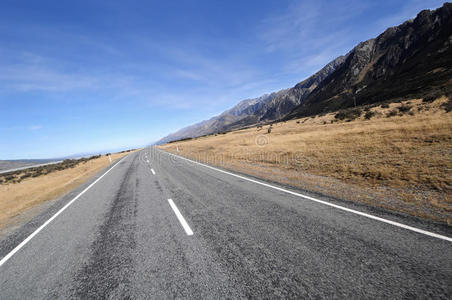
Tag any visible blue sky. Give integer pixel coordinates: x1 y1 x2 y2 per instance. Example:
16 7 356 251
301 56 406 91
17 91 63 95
0 0 446 159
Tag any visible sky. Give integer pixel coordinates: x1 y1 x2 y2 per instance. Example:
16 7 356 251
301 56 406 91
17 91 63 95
0 0 446 159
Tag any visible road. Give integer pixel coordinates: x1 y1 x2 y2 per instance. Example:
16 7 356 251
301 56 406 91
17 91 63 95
0 148 451 298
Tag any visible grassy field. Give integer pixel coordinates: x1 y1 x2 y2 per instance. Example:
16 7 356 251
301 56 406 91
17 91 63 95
159 97 452 224
0 150 137 231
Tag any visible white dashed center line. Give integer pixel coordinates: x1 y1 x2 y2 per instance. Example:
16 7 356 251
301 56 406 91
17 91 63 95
168 199 193 236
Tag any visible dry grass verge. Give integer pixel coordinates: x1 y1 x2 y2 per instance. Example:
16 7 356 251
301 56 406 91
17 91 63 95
159 97 452 224
0 150 137 231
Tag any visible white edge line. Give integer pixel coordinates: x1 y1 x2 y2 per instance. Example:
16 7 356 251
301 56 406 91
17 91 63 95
0 154 130 267
151 168 156 175
163 150 452 242
168 199 194 236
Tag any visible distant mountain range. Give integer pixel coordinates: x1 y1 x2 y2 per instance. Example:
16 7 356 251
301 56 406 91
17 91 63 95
157 3 452 144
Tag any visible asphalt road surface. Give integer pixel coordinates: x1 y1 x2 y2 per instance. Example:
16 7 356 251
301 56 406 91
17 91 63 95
1 148 451 298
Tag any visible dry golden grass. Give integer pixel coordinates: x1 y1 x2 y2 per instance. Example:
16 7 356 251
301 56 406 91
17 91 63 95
159 97 452 224
0 151 136 230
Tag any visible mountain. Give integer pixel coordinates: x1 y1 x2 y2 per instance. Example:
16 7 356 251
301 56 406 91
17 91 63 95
158 3 452 144
157 91 285 144
157 56 346 144
225 55 347 129
286 3 452 118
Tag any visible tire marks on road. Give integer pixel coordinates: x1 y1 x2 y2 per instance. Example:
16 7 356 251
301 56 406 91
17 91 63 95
73 155 140 298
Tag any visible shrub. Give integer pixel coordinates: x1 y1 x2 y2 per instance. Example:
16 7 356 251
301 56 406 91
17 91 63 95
387 110 398 117
423 93 440 103
442 98 452 113
296 121 300 124
4 175 15 182
422 97 432 103
334 108 362 121
364 110 376 120
380 103 390 108
398 104 412 113
20 173 32 180
334 112 346 120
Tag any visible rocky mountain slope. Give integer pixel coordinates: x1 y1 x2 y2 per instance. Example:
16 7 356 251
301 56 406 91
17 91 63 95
226 55 347 130
157 55 345 144
286 3 452 118
158 3 452 144
157 90 287 144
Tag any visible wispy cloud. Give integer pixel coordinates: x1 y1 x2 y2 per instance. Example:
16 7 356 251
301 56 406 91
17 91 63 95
171 69 205 81
0 66 97 92
0 36 272 114
375 0 445 29
259 1 321 53
157 45 260 88
0 50 96 92
29 125 42 130
256 0 371 77
255 0 439 79
259 1 368 52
